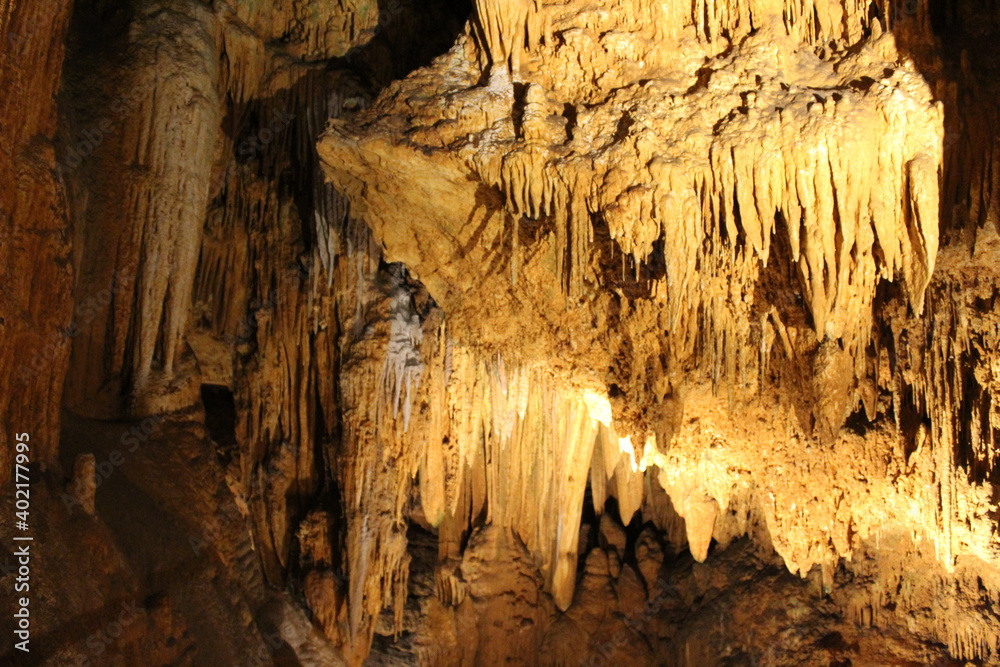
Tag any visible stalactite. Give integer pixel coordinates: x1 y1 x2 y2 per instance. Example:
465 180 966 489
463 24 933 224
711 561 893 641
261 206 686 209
317 0 1000 661
219 0 380 68
380 283 426 431
472 0 546 74
451 25 945 406
64 0 220 417
359 338 644 613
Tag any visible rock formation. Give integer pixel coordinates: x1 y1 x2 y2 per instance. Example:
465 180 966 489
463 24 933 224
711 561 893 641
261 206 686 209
2 0 1000 664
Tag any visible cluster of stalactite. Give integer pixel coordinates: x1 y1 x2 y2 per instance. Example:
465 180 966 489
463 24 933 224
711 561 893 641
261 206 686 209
316 0 1000 662
470 0 935 79
468 13 943 387
32 0 464 662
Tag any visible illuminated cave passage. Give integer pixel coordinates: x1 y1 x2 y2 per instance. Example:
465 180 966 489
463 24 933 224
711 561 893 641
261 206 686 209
2 0 1000 664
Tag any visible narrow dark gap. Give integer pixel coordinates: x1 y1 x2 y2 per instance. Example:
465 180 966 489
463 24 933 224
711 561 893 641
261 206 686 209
898 386 927 462
592 212 653 299
753 212 811 329
200 384 237 463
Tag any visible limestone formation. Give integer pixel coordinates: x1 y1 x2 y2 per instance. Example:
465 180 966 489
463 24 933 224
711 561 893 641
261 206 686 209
3 0 1000 665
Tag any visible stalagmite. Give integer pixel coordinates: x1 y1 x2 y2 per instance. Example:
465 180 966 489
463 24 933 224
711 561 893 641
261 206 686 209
68 454 97 516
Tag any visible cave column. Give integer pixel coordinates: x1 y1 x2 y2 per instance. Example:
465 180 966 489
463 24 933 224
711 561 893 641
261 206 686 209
64 0 220 417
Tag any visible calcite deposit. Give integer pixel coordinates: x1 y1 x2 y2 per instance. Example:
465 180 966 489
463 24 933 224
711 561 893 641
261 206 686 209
2 0 1000 665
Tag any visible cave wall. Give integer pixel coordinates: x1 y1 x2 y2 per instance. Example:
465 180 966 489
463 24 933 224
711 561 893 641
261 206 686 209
0 0 76 484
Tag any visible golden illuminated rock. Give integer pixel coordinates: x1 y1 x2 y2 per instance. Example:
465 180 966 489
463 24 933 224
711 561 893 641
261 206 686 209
2 0 1000 664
